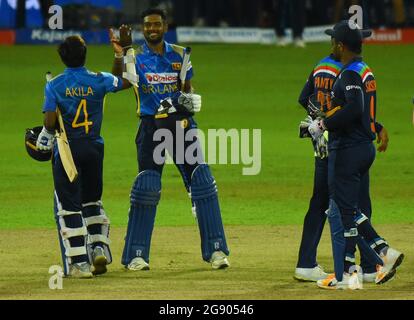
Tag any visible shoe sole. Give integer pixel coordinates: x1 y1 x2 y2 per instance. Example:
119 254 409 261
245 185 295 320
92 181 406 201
212 263 229 270
126 263 150 271
376 254 404 285
92 255 108 275
128 266 150 271
393 253 405 270
67 272 94 279
294 275 325 282
317 283 339 290
317 283 362 290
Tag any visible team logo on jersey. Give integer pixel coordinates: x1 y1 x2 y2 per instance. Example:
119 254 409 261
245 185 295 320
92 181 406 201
180 119 189 129
365 80 376 93
172 63 182 71
113 77 119 87
145 73 178 84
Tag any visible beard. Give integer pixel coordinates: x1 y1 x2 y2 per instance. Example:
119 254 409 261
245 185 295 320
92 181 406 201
144 33 163 45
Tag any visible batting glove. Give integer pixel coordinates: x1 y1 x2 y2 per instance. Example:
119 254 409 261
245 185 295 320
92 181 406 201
308 118 325 140
36 126 55 151
178 92 202 113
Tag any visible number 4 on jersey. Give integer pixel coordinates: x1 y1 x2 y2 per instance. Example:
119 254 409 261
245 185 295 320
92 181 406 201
72 99 93 134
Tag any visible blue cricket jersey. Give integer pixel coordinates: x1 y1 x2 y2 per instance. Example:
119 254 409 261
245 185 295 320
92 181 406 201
135 41 193 116
298 55 382 154
298 55 342 113
43 67 122 143
325 57 377 150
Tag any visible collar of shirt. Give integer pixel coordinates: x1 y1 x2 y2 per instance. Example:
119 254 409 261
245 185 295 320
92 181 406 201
142 41 173 56
64 66 87 73
343 56 363 69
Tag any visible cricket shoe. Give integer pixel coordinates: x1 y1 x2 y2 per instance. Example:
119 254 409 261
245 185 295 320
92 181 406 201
91 246 108 275
68 262 93 279
277 36 289 47
375 248 404 284
364 268 396 283
317 272 363 290
294 265 328 282
293 37 306 48
127 257 150 271
210 251 230 270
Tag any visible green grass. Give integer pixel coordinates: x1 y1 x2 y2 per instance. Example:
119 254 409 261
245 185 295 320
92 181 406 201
1 225 414 300
0 43 414 230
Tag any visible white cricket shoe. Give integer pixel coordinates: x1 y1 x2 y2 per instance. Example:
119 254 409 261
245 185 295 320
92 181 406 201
375 247 404 284
210 251 230 270
293 37 306 48
294 265 328 282
362 272 377 283
317 272 363 290
68 262 93 278
127 257 150 271
277 36 289 47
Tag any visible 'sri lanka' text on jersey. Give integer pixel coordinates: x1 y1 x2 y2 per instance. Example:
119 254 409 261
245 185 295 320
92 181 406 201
135 41 193 116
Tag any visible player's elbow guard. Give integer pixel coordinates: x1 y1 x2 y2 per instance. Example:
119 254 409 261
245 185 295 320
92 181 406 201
122 48 138 87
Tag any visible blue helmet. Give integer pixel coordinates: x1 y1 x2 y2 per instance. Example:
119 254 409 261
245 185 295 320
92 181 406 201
25 126 52 162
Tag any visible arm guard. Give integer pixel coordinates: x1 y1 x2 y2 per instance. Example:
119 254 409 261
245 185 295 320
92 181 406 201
123 48 138 87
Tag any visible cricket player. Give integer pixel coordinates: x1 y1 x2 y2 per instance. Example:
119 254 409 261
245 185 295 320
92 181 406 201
109 8 230 271
294 53 389 283
305 20 404 289
36 35 130 278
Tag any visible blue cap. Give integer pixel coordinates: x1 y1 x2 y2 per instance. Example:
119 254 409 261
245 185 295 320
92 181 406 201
325 20 372 47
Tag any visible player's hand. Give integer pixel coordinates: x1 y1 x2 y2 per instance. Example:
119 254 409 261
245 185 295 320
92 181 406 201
299 115 312 138
36 126 55 151
109 28 123 55
178 92 202 113
377 126 389 152
308 118 325 140
316 133 328 159
119 24 132 52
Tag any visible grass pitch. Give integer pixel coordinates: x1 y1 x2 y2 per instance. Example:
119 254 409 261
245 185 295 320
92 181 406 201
1 225 414 300
0 43 413 299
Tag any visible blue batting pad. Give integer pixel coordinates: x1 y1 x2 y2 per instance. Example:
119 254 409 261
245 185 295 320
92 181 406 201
191 164 229 261
121 170 161 265
327 199 345 281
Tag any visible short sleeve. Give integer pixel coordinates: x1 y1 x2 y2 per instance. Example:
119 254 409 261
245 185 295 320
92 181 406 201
42 83 57 113
100 72 123 93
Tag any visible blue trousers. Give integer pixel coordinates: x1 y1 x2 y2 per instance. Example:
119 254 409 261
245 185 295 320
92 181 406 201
135 115 201 191
296 145 376 272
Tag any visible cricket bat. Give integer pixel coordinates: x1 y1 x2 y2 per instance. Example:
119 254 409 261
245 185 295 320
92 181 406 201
180 47 191 91
46 72 78 183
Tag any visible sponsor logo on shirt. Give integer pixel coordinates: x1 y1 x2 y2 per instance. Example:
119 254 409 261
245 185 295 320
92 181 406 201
145 73 178 84
346 85 362 91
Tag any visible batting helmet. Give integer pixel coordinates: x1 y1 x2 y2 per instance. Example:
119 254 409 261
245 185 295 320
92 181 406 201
25 126 52 161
